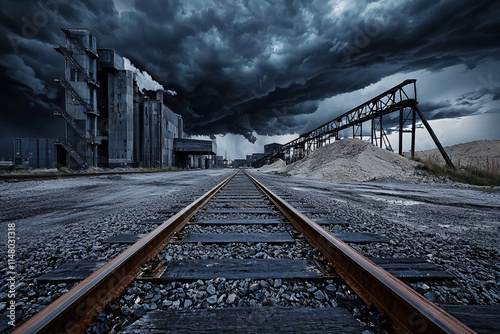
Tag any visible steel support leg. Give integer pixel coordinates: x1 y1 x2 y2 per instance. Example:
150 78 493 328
380 116 383 148
414 106 455 168
411 109 416 159
399 109 403 156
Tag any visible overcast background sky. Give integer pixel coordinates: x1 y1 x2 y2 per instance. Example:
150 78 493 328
0 0 499 160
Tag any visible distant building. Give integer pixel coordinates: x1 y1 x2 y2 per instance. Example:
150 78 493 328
173 138 217 168
16 28 217 170
215 155 226 168
264 142 283 155
135 90 182 168
250 153 266 163
232 159 248 168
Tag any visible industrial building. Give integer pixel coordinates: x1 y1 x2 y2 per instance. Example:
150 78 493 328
264 143 283 155
231 159 248 168
13 28 216 170
14 138 57 169
173 138 217 168
249 153 266 165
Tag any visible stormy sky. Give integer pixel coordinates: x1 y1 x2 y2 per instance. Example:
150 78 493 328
0 0 499 159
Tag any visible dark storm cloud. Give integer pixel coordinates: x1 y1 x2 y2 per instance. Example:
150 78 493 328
0 0 499 156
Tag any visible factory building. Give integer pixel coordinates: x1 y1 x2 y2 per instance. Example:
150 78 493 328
174 138 217 168
11 28 216 170
232 159 248 168
215 156 226 168
264 143 283 155
135 90 183 168
250 153 266 165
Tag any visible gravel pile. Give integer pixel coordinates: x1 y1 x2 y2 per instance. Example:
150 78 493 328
258 159 286 172
279 138 424 182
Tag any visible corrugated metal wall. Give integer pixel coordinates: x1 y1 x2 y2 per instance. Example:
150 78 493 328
14 138 57 169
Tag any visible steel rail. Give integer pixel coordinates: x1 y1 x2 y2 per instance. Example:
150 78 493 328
13 171 238 334
245 171 475 334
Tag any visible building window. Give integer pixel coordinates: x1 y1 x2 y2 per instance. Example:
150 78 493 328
70 67 79 82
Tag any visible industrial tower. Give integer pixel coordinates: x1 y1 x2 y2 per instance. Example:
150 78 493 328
54 28 100 168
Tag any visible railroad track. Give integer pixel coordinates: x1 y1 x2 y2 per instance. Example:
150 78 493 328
14 170 476 333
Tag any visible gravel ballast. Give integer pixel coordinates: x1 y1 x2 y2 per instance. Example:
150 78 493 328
0 170 232 331
2 169 497 333
251 170 500 307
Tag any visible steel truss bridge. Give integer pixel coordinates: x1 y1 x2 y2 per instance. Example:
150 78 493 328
253 79 454 169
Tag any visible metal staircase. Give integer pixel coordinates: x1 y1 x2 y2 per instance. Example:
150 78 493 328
54 28 101 169
55 139 89 168
54 77 98 115
54 45 100 88
54 109 97 144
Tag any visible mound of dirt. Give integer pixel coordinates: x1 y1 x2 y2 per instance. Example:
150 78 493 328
283 138 421 182
259 159 286 172
412 139 500 174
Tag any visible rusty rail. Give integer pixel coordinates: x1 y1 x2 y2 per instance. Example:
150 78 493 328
13 171 237 334
245 171 474 334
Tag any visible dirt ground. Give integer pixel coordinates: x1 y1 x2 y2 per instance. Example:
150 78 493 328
411 139 500 174
0 170 229 245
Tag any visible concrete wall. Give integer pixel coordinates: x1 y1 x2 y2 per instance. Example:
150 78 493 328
108 70 134 166
140 100 157 167
164 105 180 167
139 100 163 167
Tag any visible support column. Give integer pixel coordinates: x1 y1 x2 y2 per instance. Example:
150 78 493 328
379 116 383 148
411 108 416 158
371 120 374 145
414 106 454 168
399 108 403 156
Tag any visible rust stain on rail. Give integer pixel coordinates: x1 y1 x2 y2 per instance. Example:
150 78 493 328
245 171 475 334
13 172 237 334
